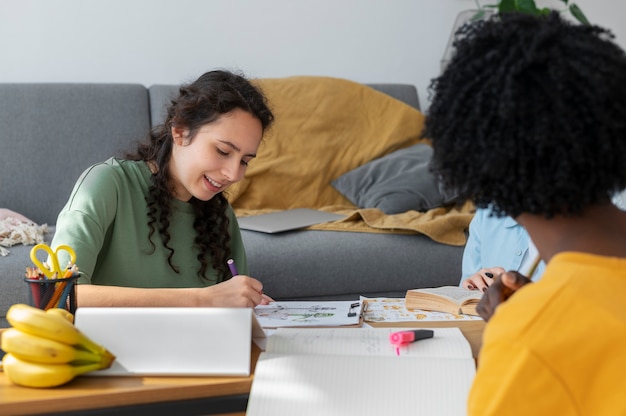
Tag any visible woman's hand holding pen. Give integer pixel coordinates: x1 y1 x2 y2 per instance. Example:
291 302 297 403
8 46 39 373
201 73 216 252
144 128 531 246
223 259 271 306
462 267 505 292
476 271 532 322
199 275 271 307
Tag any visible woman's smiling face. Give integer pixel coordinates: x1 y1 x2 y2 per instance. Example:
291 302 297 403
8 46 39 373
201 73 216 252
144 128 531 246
168 108 263 202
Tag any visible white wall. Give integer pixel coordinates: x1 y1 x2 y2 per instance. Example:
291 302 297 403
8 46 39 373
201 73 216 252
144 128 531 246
1 0 624 110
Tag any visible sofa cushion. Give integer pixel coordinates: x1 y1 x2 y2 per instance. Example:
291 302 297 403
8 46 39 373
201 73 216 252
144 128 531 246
0 84 151 226
242 229 464 300
331 143 457 214
226 76 428 210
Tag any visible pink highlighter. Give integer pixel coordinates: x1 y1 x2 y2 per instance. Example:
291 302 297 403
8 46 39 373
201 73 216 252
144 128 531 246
389 329 434 356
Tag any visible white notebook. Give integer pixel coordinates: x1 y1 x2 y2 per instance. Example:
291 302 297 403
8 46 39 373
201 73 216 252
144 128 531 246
237 208 345 233
74 307 265 376
246 327 476 416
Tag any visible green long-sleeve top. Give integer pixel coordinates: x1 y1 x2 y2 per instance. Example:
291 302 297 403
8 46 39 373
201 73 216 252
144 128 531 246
50 158 247 288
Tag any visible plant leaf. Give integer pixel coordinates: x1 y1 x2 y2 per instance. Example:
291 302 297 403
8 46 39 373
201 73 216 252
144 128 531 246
569 4 590 25
538 7 551 16
516 0 539 15
471 9 488 21
498 0 517 13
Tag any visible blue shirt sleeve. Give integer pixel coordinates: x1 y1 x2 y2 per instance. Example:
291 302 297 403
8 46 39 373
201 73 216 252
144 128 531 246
459 207 544 285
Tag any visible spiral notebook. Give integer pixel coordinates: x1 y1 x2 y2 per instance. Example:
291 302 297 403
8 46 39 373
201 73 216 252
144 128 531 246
237 208 345 233
74 307 265 376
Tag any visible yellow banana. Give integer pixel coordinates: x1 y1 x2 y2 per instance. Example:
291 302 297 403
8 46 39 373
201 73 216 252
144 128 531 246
2 353 104 388
6 304 114 360
1 328 112 366
45 307 75 323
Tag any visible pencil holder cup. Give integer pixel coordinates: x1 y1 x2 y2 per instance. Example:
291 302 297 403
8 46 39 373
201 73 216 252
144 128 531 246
24 273 79 314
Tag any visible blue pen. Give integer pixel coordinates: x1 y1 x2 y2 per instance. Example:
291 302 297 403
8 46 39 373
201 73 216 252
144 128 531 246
227 259 238 277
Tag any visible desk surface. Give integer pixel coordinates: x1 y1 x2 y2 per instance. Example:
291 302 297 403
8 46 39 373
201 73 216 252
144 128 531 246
0 320 485 415
0 334 259 416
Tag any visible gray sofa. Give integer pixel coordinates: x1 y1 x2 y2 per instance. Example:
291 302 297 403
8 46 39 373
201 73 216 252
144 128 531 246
0 82 466 327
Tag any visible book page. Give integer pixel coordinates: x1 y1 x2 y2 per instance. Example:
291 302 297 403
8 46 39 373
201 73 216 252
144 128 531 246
363 297 482 322
247 353 476 416
265 327 472 359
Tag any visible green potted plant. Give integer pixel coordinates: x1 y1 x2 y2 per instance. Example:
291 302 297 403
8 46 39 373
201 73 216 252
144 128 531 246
441 0 590 71
472 0 589 24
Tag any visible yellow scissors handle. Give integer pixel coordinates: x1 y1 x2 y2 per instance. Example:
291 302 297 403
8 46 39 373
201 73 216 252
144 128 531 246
29 244 77 279
54 244 77 267
30 244 58 278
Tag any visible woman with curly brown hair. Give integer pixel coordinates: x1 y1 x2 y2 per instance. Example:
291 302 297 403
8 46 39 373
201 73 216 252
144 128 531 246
423 12 626 415
51 69 274 308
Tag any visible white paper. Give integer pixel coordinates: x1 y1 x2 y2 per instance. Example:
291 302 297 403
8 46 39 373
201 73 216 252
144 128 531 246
248 355 475 416
247 327 476 416
254 300 361 328
266 327 473 358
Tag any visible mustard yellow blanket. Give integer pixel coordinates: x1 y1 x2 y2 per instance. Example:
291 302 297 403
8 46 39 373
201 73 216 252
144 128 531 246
227 76 474 246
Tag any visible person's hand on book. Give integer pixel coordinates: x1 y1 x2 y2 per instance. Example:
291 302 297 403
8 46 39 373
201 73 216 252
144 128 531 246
462 267 505 292
476 271 532 322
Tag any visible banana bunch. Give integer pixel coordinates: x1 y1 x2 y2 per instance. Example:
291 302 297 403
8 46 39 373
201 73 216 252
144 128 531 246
1 304 116 388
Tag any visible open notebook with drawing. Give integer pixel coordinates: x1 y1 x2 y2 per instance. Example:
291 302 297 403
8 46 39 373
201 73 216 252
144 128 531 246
254 300 363 328
74 307 265 376
236 208 345 233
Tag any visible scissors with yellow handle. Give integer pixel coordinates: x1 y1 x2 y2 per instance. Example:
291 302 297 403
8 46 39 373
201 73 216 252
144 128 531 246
29 244 77 279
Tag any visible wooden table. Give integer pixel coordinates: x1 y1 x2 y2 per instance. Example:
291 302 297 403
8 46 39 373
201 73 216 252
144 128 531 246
0 337 259 416
0 320 485 415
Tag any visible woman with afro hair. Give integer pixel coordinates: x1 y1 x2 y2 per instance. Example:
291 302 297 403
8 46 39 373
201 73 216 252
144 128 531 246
423 11 626 415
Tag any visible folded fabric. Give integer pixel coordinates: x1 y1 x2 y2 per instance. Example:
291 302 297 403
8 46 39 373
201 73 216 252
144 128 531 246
331 143 458 214
0 209 47 256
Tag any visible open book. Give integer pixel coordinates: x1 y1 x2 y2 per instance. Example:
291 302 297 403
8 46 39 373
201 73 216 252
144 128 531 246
246 327 476 416
363 297 482 322
405 286 483 316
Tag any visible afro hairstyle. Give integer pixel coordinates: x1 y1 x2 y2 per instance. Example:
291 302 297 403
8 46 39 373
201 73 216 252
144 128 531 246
423 12 626 219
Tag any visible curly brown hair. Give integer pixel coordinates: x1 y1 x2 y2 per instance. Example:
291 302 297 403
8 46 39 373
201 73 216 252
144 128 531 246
126 70 274 281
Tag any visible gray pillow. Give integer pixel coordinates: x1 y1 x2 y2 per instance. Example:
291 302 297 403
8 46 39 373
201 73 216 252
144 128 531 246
331 143 456 214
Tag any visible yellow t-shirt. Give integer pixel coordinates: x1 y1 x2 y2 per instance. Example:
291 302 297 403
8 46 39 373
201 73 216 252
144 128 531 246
469 252 626 415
